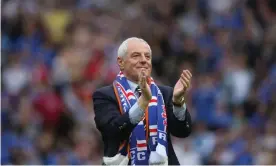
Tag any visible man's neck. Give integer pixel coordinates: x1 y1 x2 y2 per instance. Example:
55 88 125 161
127 79 138 92
125 75 139 84
125 76 139 84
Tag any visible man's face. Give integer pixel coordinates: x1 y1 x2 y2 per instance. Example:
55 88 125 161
118 40 152 82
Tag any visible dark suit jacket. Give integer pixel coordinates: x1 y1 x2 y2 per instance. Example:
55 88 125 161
93 85 192 165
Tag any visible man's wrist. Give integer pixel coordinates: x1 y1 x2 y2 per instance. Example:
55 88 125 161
129 103 144 124
138 97 149 111
173 101 183 107
172 96 185 107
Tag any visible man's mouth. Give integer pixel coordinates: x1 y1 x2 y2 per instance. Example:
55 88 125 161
137 67 148 69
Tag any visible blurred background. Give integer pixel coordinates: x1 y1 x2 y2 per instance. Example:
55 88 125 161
1 0 276 165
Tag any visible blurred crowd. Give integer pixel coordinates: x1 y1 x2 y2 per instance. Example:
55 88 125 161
1 0 276 165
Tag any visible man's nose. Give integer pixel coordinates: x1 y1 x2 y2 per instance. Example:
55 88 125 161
140 55 147 63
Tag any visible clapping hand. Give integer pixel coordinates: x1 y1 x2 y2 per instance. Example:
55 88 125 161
173 70 192 106
137 69 152 110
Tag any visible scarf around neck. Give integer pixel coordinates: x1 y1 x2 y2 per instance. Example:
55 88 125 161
105 71 168 165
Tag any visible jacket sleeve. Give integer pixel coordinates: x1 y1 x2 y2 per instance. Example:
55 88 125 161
93 90 137 142
166 87 192 138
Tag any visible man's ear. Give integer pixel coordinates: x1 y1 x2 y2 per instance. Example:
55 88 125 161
117 57 124 70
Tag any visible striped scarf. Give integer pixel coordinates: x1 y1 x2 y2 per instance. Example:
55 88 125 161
104 71 168 165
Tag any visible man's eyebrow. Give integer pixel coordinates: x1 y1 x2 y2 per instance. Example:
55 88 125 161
131 52 151 55
131 52 141 54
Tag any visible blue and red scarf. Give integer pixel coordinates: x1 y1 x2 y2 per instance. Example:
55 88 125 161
112 71 168 165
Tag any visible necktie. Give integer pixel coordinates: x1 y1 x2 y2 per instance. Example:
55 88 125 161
135 86 142 97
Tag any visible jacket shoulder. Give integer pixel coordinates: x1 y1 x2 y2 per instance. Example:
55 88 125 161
158 85 173 94
157 85 173 102
93 85 116 100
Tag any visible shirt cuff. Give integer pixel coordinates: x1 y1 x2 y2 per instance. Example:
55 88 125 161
129 102 144 124
173 103 187 121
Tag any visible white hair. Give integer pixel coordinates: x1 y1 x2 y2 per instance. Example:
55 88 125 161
117 37 151 58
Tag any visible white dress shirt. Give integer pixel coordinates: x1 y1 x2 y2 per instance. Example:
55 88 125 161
127 80 187 124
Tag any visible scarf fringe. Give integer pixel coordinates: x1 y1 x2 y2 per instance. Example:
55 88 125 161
149 144 168 165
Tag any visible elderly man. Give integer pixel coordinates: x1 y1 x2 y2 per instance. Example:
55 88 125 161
93 37 192 165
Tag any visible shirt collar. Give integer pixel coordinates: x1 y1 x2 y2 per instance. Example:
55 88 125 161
127 80 138 92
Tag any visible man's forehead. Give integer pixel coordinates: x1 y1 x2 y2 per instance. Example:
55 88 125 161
127 40 151 53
